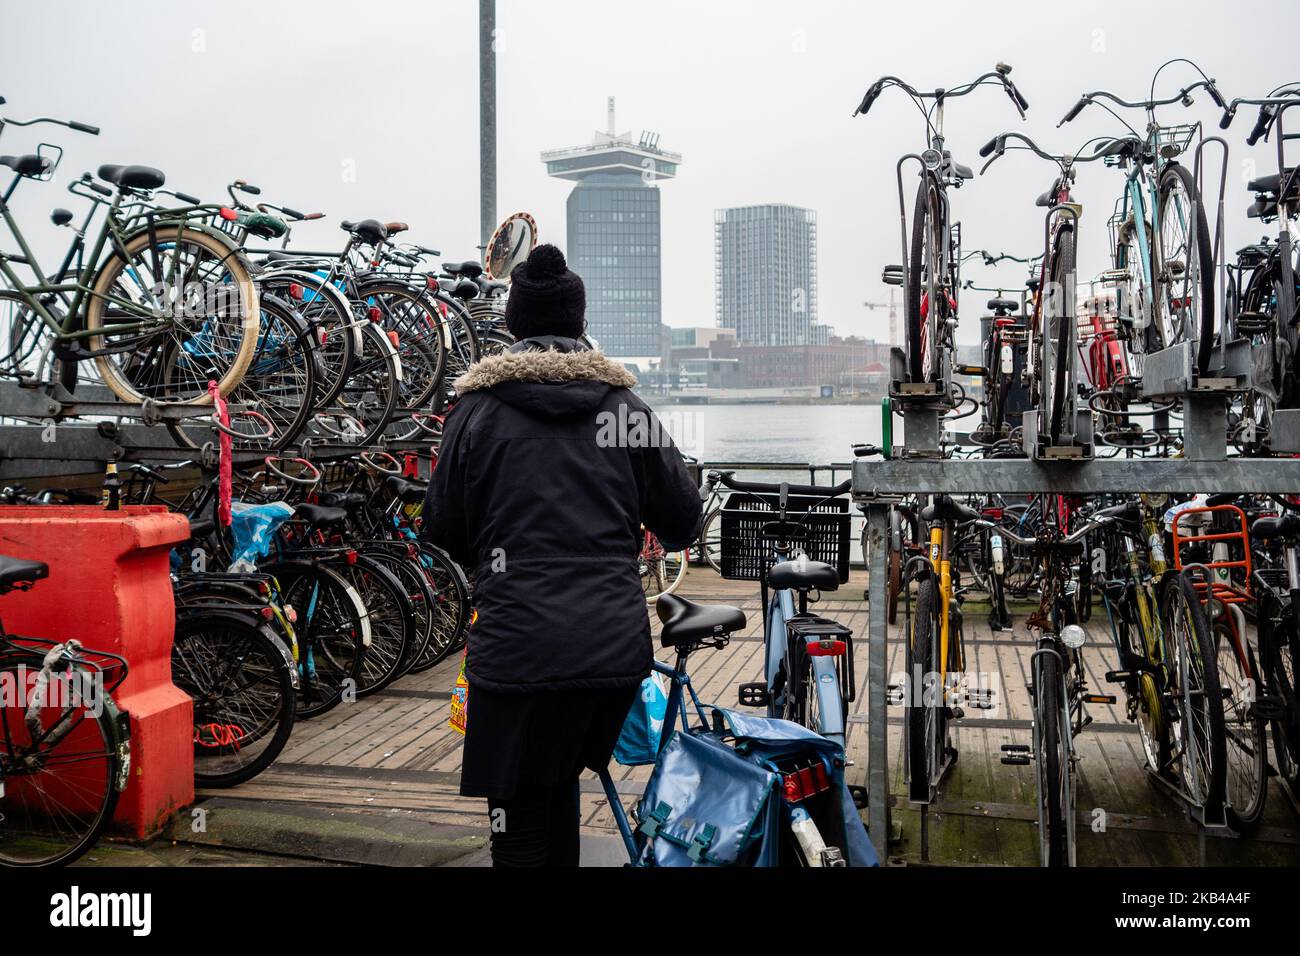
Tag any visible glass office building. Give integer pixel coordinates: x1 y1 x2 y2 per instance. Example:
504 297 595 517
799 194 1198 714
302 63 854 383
543 101 680 358
714 204 818 346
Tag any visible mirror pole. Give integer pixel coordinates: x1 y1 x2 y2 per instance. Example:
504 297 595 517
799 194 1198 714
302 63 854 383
479 0 497 256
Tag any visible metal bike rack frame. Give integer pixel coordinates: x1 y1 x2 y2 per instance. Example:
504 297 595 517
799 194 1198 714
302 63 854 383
853 389 1300 862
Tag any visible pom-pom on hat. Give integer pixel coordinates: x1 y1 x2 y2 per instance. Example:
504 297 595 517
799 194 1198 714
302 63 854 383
505 244 587 340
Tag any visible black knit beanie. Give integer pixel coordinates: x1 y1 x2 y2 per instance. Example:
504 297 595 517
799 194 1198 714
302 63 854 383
505 244 586 340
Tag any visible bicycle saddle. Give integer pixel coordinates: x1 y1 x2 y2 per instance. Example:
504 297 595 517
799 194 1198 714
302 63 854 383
1251 512 1300 541
318 491 369 510
1247 168 1296 197
340 218 388 245
1034 188 1056 208
920 496 983 524
0 554 48 590
384 475 427 505
987 297 1019 314
97 163 165 191
442 260 484 279
1 153 51 177
655 593 746 649
768 557 839 592
293 503 349 527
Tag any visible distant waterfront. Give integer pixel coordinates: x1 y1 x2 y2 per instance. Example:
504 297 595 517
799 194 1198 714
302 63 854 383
652 402 885 467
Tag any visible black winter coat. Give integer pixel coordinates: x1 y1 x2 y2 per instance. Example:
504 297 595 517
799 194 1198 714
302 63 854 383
421 340 703 693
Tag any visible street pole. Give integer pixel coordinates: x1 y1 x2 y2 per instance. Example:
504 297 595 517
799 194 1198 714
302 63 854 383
479 0 497 255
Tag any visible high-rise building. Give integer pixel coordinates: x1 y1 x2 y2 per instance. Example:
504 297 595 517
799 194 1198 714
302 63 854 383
541 98 680 358
714 204 819 346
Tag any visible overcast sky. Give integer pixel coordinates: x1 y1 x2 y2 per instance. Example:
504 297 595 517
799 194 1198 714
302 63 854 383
3 0 1298 345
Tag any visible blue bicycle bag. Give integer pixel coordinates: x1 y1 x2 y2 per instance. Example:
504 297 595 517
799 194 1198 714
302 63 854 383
635 708 879 867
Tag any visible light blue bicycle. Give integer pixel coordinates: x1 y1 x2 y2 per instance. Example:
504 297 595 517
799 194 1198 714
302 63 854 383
712 473 855 747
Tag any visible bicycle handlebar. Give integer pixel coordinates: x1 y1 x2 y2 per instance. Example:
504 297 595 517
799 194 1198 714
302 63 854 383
854 66 1027 120
1059 78 1223 127
716 473 852 498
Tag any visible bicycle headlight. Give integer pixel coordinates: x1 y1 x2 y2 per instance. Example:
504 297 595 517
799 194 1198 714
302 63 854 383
921 148 943 171
1060 624 1087 650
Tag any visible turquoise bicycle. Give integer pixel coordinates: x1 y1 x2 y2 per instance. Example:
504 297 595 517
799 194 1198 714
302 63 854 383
1059 60 1227 379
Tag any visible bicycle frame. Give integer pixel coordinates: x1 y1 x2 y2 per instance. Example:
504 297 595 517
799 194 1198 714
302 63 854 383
764 574 846 747
0 178 232 346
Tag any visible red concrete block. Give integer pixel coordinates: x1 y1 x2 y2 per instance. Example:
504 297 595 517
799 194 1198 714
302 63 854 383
0 505 194 837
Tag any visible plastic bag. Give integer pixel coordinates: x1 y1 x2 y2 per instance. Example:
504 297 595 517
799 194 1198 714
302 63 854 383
613 672 669 766
449 648 468 735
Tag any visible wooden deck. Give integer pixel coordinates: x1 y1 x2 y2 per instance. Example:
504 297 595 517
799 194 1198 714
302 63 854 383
201 565 1300 866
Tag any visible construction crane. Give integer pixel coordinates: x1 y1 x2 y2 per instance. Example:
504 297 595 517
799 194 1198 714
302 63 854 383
863 286 900 349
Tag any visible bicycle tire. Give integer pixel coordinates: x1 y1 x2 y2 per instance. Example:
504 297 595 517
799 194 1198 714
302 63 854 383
258 269 357 408
907 178 943 383
172 609 297 789
0 655 123 867
700 508 723 573
1157 163 1216 375
1034 645 1070 866
906 578 939 801
165 293 318 452
1215 616 1267 834
407 543 471 673
84 224 259 404
1163 571 1228 812
270 561 368 719
1048 226 1076 445
338 555 413 697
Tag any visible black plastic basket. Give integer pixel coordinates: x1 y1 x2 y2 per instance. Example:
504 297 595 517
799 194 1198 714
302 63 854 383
719 492 850 583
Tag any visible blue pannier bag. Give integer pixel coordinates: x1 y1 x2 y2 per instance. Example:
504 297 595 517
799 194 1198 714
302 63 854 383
613 673 669 767
634 707 879 867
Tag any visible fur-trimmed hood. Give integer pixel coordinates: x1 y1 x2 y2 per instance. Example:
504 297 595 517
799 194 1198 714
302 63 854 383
454 348 638 395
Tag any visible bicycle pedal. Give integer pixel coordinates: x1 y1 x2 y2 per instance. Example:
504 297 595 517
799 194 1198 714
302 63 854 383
1254 695 1286 720
1083 694 1117 705
1104 669 1137 684
1001 743 1030 754
947 705 966 720
820 846 848 867
737 682 770 708
886 683 906 706
1000 754 1032 766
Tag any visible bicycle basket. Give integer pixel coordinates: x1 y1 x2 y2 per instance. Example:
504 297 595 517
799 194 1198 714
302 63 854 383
719 492 850 583
1154 123 1198 159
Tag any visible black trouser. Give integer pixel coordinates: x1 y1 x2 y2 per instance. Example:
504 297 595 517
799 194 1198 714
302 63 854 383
486 778 581 867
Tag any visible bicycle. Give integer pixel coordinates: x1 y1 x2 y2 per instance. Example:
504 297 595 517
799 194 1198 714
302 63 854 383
597 593 871 866
0 554 132 867
0 104 261 404
1060 61 1227 379
979 131 1113 453
714 474 854 747
855 64 1028 389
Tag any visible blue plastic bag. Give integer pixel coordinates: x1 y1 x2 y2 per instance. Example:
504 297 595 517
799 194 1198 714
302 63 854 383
613 673 668 766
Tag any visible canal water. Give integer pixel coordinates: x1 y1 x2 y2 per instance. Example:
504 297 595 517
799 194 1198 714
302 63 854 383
654 403 884 468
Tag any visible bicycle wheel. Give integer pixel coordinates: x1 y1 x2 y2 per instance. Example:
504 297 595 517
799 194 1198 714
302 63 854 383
84 225 259 404
1115 217 1158 360
1162 572 1227 811
407 544 471 673
166 293 318 451
1046 226 1076 446
259 270 356 408
1214 613 1267 833
359 281 446 411
271 562 368 719
1157 163 1216 374
339 555 413 697
907 177 944 383
1260 603 1300 791
172 610 297 788
308 322 400 447
1032 644 1070 867
0 656 123 866
699 508 723 573
640 534 687 607
364 544 437 677
906 578 941 801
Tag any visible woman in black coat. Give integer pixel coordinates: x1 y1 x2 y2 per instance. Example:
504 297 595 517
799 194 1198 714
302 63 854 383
421 244 703 866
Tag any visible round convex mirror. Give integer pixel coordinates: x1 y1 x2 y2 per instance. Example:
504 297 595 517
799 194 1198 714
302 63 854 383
485 212 538 281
